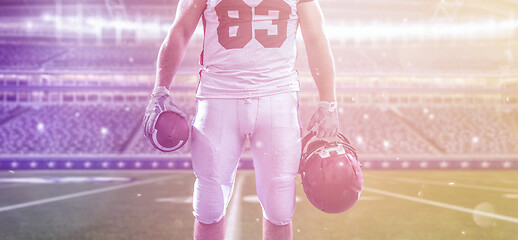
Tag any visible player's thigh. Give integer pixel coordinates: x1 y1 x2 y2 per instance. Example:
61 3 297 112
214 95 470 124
249 92 301 224
250 92 301 175
191 98 245 181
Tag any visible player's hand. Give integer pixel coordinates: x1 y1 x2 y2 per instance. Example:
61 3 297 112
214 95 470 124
306 102 340 139
142 86 186 137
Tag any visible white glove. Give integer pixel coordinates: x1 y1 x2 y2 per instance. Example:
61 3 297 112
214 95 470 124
142 86 186 137
306 101 340 139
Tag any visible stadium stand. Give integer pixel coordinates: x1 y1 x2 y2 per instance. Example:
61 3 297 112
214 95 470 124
397 106 518 154
1 100 516 156
0 104 142 154
46 46 158 71
0 44 67 69
0 43 510 73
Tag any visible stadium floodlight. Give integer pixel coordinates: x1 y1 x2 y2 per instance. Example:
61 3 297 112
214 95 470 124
42 14 53 22
325 19 518 41
27 13 518 41
26 21 33 29
86 17 105 29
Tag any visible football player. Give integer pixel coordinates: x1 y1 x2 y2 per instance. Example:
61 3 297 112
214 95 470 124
148 0 339 239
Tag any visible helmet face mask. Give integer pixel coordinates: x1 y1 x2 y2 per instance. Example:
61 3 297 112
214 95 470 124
299 132 363 214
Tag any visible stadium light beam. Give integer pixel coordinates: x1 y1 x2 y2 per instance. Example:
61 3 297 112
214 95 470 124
326 19 518 41
25 14 518 41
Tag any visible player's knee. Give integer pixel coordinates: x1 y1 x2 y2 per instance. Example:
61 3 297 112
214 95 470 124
193 178 231 224
260 176 296 225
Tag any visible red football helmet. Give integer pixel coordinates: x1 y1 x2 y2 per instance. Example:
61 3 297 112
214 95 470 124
299 132 363 214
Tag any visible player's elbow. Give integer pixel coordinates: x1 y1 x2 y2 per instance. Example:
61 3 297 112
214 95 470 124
163 24 192 49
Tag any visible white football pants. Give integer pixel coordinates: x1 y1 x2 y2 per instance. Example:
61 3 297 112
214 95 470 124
191 92 302 226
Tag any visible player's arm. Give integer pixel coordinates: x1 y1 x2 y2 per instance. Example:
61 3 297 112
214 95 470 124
154 0 206 89
298 0 335 102
298 0 339 138
143 0 205 147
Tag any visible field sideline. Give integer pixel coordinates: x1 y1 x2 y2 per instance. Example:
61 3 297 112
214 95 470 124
1 169 517 240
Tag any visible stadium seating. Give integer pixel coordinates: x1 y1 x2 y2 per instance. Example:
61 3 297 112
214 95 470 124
0 104 142 154
398 106 517 154
0 44 67 69
0 100 516 155
0 43 510 73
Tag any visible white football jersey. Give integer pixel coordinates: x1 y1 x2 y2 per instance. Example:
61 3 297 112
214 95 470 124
196 0 312 98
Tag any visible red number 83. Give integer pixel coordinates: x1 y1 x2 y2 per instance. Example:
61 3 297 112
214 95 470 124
214 0 291 49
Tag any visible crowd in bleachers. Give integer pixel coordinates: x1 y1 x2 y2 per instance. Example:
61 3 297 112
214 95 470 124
0 44 67 69
0 104 142 154
0 100 516 155
0 44 510 73
398 106 517 154
46 46 159 71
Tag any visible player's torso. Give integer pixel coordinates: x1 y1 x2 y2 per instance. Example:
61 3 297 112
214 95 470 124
197 0 301 98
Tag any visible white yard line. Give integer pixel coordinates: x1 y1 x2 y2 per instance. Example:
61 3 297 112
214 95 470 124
225 174 245 240
370 175 518 194
377 173 518 185
364 187 518 224
0 175 176 213
0 183 29 190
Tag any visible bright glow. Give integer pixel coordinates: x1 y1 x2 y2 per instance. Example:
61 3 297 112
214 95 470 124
32 14 518 41
325 19 518 41
37 122 44 132
423 108 429 114
472 137 479 143
363 114 369 120
429 114 434 120
42 14 52 21
101 127 109 135
383 140 390 148
26 21 33 29
356 136 363 144
85 17 164 33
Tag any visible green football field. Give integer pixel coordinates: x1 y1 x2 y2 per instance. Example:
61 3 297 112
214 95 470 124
1 169 517 240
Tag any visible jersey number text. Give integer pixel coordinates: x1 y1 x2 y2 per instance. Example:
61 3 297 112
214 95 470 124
214 0 291 49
